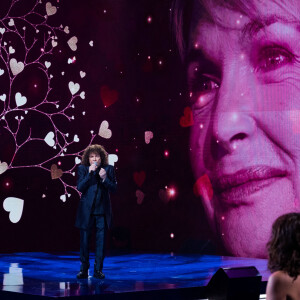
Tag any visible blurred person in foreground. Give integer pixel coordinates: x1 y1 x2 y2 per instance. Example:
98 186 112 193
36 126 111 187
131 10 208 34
266 213 300 300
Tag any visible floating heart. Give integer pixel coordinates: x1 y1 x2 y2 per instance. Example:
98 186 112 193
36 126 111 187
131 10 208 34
108 154 118 166
159 189 171 204
0 69 4 76
68 81 80 95
133 171 146 187
44 131 55 147
0 28 5 34
145 131 153 144
73 134 79 142
45 61 51 68
193 174 213 201
136 190 145 205
180 106 194 127
46 2 57 16
98 120 112 139
15 92 27 107
60 194 66 202
0 161 8 174
9 46 15 54
0 94 6 102
64 26 69 34
75 157 81 164
89 40 93 47
3 197 24 223
67 36 78 51
80 71 86 78
51 40 57 47
51 164 63 179
8 19 14 26
10 58 24 76
67 58 72 64
100 85 118 107
80 91 85 99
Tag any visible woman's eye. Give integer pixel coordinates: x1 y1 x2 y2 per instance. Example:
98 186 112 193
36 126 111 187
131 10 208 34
256 47 295 72
189 72 220 95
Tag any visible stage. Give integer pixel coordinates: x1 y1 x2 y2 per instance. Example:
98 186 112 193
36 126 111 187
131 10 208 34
0 252 269 299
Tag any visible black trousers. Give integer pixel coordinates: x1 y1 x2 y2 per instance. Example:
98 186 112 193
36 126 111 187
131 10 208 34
80 214 106 272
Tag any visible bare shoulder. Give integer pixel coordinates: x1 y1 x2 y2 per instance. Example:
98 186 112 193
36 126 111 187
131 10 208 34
267 271 290 297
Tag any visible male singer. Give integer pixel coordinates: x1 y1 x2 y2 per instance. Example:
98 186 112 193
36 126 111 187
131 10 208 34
75 144 117 279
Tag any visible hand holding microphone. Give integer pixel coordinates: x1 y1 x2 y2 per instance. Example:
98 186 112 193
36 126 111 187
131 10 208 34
89 161 98 173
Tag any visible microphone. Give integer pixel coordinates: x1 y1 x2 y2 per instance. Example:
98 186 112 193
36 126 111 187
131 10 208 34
93 162 97 172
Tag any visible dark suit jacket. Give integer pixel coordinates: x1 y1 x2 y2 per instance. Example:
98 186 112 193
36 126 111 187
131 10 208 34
75 164 117 230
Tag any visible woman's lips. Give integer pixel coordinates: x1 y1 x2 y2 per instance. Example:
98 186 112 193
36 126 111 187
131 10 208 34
213 166 287 206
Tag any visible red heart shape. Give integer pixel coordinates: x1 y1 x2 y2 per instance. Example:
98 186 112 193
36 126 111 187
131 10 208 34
180 106 194 127
100 85 118 107
51 164 63 180
133 171 146 187
193 174 213 201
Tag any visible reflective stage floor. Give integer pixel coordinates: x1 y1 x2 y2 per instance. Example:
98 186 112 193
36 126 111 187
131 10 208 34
0 252 270 299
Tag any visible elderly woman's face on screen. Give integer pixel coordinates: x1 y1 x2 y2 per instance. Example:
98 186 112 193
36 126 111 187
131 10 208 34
188 0 300 257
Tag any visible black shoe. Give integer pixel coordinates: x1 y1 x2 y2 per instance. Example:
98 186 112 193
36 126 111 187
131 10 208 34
93 270 105 279
77 271 88 279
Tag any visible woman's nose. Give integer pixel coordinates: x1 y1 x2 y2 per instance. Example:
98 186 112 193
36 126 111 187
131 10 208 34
212 64 257 153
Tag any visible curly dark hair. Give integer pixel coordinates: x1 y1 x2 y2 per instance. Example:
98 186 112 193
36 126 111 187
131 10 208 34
81 144 108 166
267 213 300 279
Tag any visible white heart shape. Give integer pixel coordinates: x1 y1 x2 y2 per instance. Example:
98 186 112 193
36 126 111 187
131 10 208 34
67 36 78 51
80 91 85 99
0 69 4 76
25 110 28 114
68 81 80 95
51 40 57 47
8 19 14 27
46 2 57 16
45 61 51 68
15 92 27 107
145 131 154 144
108 154 118 166
73 134 79 142
0 94 6 101
3 197 24 223
60 194 66 202
61 71 65 75
80 71 86 78
0 28 5 34
75 157 81 164
0 161 8 174
67 58 72 64
98 120 112 139
89 40 93 47
82 111 86 115
64 26 69 34
44 131 55 147
9 46 15 54
10 59 24 76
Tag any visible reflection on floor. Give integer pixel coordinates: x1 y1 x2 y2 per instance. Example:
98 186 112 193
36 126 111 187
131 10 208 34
0 252 270 298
